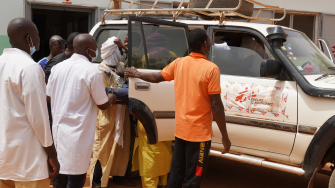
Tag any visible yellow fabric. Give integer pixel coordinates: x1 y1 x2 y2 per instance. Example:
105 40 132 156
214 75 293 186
141 174 168 188
90 62 130 188
0 179 49 188
132 121 172 178
141 51 178 68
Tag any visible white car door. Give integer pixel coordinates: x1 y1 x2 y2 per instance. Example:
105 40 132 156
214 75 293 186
208 26 298 156
127 17 190 143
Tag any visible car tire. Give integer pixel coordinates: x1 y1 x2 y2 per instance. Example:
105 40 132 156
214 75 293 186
189 0 254 20
329 169 335 188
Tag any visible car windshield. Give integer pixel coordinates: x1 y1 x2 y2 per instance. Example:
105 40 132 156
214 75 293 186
280 29 335 75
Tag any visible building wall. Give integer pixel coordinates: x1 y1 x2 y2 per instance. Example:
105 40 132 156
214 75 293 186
0 0 24 53
255 0 335 15
323 15 335 48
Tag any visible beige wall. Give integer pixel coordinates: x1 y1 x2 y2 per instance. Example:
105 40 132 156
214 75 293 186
0 0 24 35
255 0 335 15
322 15 335 47
251 9 274 24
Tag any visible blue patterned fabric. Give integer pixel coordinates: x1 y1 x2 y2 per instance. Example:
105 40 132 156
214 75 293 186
37 57 49 70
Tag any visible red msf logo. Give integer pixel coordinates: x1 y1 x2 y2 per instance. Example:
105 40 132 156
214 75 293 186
235 89 248 103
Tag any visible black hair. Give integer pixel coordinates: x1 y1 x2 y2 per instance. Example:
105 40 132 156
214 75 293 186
188 28 208 52
67 32 80 49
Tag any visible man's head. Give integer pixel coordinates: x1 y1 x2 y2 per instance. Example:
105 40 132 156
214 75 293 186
188 28 211 55
7 18 40 55
67 32 80 50
73 34 97 62
49 35 65 57
64 32 80 58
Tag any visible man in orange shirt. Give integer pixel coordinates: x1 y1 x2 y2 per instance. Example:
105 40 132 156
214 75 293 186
125 28 231 188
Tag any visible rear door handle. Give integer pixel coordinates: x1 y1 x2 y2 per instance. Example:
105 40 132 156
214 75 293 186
135 82 151 91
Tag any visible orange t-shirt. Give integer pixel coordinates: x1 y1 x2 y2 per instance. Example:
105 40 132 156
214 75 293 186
161 52 221 142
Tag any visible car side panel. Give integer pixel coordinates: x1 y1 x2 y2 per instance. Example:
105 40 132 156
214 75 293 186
289 133 314 164
214 75 297 155
128 69 175 141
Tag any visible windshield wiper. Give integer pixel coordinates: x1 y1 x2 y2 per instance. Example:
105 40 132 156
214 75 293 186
315 72 335 81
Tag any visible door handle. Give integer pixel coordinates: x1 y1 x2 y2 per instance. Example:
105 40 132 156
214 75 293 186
135 82 151 91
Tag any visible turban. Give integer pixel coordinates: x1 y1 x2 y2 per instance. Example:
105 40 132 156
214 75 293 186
146 33 167 49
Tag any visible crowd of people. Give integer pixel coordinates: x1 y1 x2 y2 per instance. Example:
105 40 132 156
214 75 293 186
0 17 231 188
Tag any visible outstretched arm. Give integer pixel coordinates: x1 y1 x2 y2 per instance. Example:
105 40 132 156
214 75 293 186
125 67 166 83
209 94 231 154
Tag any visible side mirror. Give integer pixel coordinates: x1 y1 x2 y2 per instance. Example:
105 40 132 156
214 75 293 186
260 59 283 78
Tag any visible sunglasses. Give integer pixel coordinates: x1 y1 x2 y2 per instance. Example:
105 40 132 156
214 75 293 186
51 40 67 45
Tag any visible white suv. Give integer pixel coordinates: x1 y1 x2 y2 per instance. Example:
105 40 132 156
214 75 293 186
90 17 335 187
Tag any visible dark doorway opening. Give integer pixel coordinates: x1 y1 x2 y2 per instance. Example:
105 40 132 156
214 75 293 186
31 6 95 62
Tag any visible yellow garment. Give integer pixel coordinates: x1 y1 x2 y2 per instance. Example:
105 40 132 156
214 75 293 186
90 62 130 187
141 51 178 68
141 174 168 188
0 178 49 188
132 121 172 180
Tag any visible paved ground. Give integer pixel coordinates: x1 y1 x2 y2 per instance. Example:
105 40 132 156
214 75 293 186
79 155 330 188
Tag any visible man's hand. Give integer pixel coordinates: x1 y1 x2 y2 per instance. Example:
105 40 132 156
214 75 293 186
48 156 60 179
124 67 165 83
209 94 231 155
97 94 117 110
125 67 138 78
221 138 231 154
114 38 127 50
111 67 120 75
44 144 59 179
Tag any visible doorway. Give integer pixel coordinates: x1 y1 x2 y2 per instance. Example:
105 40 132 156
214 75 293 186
31 5 95 62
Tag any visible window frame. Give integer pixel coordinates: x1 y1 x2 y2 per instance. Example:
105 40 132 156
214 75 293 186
318 37 335 64
92 24 128 63
207 25 293 81
275 12 317 42
128 16 190 68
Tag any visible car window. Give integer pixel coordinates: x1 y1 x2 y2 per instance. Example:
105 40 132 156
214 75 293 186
280 29 335 75
130 21 146 68
212 31 273 77
131 21 189 70
95 29 128 63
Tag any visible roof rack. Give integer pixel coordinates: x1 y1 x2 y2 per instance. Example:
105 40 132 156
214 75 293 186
102 0 286 25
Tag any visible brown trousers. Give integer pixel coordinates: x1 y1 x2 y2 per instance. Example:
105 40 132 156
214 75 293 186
0 179 49 188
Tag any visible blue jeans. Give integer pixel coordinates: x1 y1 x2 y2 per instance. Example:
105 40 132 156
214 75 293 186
52 173 86 188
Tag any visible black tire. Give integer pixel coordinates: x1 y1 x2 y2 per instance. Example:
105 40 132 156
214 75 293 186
330 169 335 188
189 0 254 20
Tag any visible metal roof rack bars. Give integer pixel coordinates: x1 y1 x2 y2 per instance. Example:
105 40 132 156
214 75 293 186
102 0 286 25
